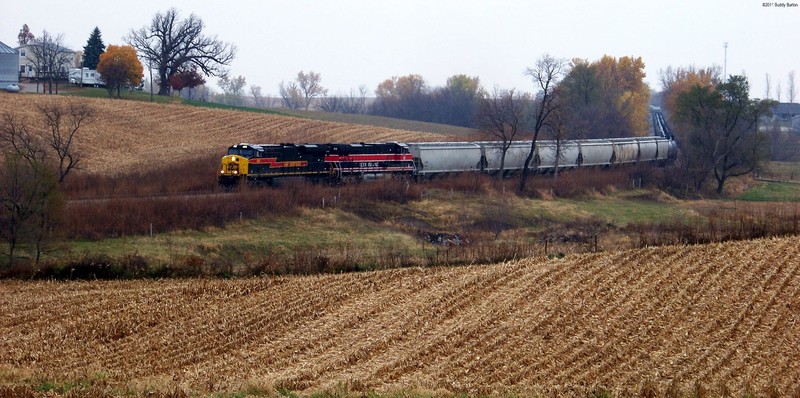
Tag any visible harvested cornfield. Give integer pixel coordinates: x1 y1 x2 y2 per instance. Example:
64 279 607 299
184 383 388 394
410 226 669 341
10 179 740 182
0 94 443 175
1 236 799 396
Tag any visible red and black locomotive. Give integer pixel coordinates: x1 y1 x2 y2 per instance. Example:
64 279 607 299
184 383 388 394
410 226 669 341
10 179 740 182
219 142 415 187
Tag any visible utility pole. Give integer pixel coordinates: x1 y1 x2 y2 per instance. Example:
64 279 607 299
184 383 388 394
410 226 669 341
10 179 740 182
723 42 728 79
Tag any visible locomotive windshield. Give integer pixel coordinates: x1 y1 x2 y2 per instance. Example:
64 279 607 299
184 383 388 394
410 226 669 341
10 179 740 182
227 147 256 158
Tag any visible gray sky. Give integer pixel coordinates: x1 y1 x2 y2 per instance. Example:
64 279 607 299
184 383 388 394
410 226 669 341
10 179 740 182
2 0 798 100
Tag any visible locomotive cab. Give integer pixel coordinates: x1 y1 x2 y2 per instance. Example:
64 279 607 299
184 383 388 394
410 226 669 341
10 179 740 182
219 143 263 187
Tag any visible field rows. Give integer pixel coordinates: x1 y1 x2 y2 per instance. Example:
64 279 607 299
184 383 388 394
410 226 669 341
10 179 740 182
0 95 442 174
2 236 799 395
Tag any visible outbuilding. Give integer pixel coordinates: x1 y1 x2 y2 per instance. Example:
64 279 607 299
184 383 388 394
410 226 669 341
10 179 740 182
0 41 19 86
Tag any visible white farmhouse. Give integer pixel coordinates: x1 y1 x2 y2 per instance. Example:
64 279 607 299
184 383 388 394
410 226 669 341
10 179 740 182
15 42 77 79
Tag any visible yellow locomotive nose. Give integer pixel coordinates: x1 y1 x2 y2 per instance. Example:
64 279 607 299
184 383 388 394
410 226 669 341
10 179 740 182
220 155 241 173
219 154 247 187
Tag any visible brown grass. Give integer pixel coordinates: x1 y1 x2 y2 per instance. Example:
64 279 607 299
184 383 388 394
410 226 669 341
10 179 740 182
1 235 798 396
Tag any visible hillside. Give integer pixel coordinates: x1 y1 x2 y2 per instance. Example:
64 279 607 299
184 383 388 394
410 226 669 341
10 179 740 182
0 93 446 174
2 235 798 396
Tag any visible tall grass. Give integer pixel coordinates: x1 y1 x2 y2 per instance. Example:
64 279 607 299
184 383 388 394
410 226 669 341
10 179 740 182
627 203 800 247
63 150 220 198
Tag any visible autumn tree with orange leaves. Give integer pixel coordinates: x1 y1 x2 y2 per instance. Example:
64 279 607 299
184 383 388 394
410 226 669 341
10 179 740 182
97 45 143 98
559 56 651 138
659 65 721 118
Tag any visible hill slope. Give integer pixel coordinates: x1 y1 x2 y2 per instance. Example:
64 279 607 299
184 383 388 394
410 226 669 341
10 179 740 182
2 235 798 396
0 94 446 174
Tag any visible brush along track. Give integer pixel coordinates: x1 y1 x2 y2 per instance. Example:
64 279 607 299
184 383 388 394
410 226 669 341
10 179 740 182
1 236 799 396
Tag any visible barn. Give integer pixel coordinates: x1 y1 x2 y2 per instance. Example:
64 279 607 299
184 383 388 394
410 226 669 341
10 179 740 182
0 41 19 87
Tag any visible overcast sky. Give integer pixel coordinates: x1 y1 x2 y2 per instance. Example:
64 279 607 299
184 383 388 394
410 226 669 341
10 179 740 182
2 0 798 100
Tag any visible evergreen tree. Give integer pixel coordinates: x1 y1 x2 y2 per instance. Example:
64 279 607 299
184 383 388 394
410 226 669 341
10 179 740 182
82 27 105 69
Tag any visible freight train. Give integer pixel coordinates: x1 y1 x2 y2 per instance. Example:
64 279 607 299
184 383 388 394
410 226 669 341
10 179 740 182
218 136 677 187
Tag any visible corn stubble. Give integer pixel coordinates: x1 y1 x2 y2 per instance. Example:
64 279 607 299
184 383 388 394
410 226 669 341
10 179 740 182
1 236 799 396
0 95 440 175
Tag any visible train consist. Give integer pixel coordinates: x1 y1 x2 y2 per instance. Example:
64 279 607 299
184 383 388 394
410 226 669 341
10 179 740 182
218 136 677 187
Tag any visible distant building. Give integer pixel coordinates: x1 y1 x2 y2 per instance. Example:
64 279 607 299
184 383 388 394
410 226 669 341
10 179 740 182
772 103 800 122
15 42 77 79
764 102 800 133
0 41 19 86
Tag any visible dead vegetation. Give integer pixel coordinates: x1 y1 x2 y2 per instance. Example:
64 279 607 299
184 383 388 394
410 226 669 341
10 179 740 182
1 235 799 397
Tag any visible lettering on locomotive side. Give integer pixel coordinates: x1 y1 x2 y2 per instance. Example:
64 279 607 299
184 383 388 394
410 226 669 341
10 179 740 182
358 162 380 168
277 161 307 168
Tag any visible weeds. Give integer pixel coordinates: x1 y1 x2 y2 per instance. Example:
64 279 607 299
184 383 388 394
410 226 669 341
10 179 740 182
627 203 800 247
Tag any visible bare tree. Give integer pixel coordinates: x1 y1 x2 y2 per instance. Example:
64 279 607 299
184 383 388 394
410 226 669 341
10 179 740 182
188 84 213 101
318 94 344 113
0 113 46 164
776 80 782 102
476 87 529 177
27 31 73 94
0 102 86 267
126 8 236 96
279 81 303 109
343 86 368 114
319 86 369 114
545 105 572 179
788 71 796 103
519 54 566 193
37 100 92 183
0 154 61 267
296 71 327 110
217 74 246 105
765 73 772 99
250 85 264 108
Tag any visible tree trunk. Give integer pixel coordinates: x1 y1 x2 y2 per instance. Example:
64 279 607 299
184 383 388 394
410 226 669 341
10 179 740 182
158 82 171 96
554 141 560 180
498 152 506 180
519 139 537 193
7 238 16 269
158 68 170 96
716 177 725 195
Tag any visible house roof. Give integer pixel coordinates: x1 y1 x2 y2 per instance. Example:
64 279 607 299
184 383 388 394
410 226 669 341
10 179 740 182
772 102 800 115
15 42 75 54
0 41 16 54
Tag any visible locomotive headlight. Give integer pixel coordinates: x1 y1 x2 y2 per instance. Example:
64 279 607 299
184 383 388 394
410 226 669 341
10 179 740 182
233 170 238 175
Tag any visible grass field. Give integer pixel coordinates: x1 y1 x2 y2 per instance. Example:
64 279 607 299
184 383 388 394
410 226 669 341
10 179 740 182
762 161 800 182
56 188 697 272
2 235 798 397
738 180 800 202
